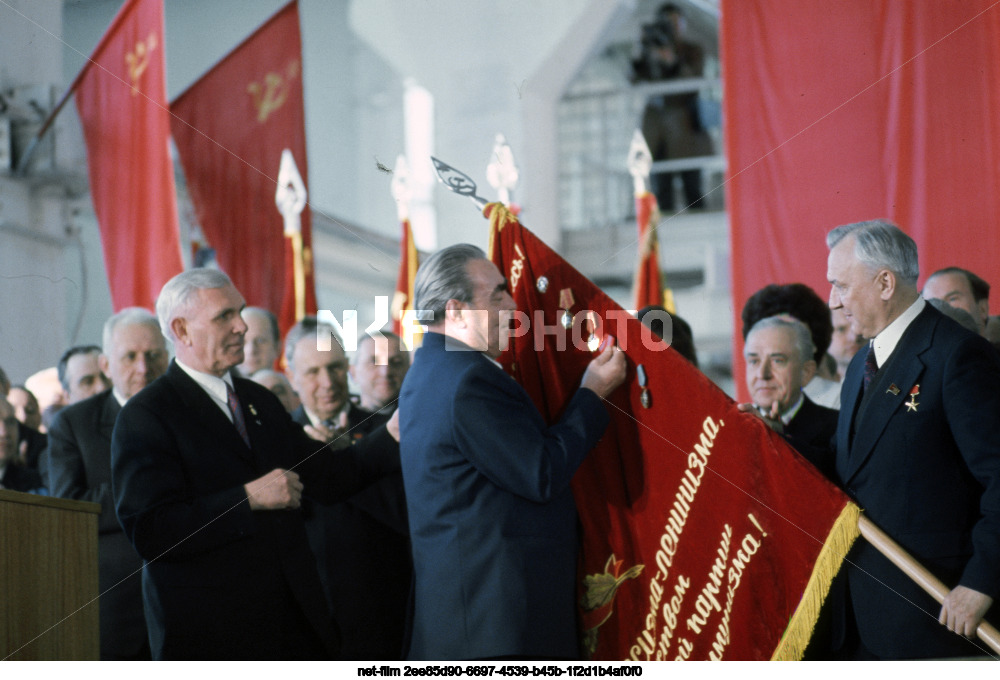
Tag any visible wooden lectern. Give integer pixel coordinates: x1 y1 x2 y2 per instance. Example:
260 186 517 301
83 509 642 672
0 489 100 660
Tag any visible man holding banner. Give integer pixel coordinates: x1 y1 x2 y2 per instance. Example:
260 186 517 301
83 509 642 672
827 220 1000 659
399 244 625 660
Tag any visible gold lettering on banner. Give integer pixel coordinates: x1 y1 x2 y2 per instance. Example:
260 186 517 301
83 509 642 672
617 416 773 659
628 416 724 661
125 32 158 97
508 243 525 294
247 59 301 123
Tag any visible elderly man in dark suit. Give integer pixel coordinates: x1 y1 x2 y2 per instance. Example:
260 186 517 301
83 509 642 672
47 307 169 659
826 219 1000 659
738 315 839 478
399 244 626 660
111 269 399 660
284 316 409 660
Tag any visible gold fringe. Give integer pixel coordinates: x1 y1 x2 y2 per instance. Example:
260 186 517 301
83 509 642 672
770 502 861 660
485 202 511 262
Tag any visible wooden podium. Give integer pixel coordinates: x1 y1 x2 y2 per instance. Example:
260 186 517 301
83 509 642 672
0 489 100 660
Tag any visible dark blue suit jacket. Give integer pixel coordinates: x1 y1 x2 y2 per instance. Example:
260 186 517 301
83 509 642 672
399 332 610 660
834 303 1000 658
291 403 411 660
111 361 399 660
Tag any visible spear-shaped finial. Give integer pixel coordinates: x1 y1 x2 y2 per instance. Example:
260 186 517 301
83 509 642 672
431 156 488 209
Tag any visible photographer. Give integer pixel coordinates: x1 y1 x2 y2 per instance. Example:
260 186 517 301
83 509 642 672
631 3 712 211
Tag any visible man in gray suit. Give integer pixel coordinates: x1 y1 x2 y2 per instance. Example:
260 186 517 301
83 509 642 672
47 307 169 659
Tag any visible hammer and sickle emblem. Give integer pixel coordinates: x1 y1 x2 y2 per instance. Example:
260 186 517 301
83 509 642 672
125 32 158 97
247 59 300 123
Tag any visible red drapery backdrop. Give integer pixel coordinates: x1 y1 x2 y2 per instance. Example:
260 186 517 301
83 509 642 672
722 0 1000 400
74 0 182 311
170 0 316 339
486 202 859 660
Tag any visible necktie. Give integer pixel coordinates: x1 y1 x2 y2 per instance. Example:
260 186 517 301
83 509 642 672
862 344 878 392
226 383 251 448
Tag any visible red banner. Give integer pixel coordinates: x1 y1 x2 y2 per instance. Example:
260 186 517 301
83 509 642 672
170 0 316 338
74 0 182 311
392 218 418 342
632 191 673 314
486 202 858 660
722 0 1000 400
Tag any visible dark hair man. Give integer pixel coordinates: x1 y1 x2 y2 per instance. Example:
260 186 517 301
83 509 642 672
399 244 625 659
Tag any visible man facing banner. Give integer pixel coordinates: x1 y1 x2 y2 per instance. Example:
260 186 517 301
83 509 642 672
399 244 625 660
482 200 860 660
827 220 1000 659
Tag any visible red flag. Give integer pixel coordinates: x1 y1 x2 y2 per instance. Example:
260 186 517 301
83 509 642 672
485 202 859 660
632 191 675 314
170 0 316 339
74 0 182 311
391 218 420 345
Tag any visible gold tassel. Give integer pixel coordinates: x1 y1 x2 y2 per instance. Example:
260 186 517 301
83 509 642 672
770 502 862 660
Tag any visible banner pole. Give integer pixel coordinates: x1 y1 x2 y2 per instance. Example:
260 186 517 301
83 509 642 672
858 515 1000 655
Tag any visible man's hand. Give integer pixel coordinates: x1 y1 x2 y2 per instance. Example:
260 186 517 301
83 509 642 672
303 411 350 449
386 409 400 442
580 340 627 399
244 468 303 510
939 585 993 637
736 401 784 434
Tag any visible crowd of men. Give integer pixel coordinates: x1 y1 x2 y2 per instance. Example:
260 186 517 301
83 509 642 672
1 218 998 661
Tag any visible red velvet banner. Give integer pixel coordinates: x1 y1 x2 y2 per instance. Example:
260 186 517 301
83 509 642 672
170 0 316 338
632 191 671 313
722 0 1000 401
486 203 858 660
74 0 182 312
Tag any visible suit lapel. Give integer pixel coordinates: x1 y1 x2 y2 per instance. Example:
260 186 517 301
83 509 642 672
835 351 865 482
99 391 121 443
164 362 254 462
842 307 935 483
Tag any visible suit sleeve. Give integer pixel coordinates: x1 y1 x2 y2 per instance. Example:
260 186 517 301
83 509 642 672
47 409 118 534
111 399 256 562
942 336 1000 597
287 411 401 506
451 362 609 503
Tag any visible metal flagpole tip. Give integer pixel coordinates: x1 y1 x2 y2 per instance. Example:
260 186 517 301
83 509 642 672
431 156 488 208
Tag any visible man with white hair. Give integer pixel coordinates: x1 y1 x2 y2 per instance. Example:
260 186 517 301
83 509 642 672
826 219 1000 659
110 268 400 660
738 315 838 477
48 306 169 659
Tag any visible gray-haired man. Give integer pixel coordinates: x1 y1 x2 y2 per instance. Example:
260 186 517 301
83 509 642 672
110 268 399 660
826 220 1000 659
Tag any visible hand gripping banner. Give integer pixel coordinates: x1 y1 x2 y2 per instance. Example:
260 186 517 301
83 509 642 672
484 202 859 660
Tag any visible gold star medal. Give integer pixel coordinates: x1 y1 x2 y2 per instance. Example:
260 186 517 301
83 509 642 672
906 385 920 412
